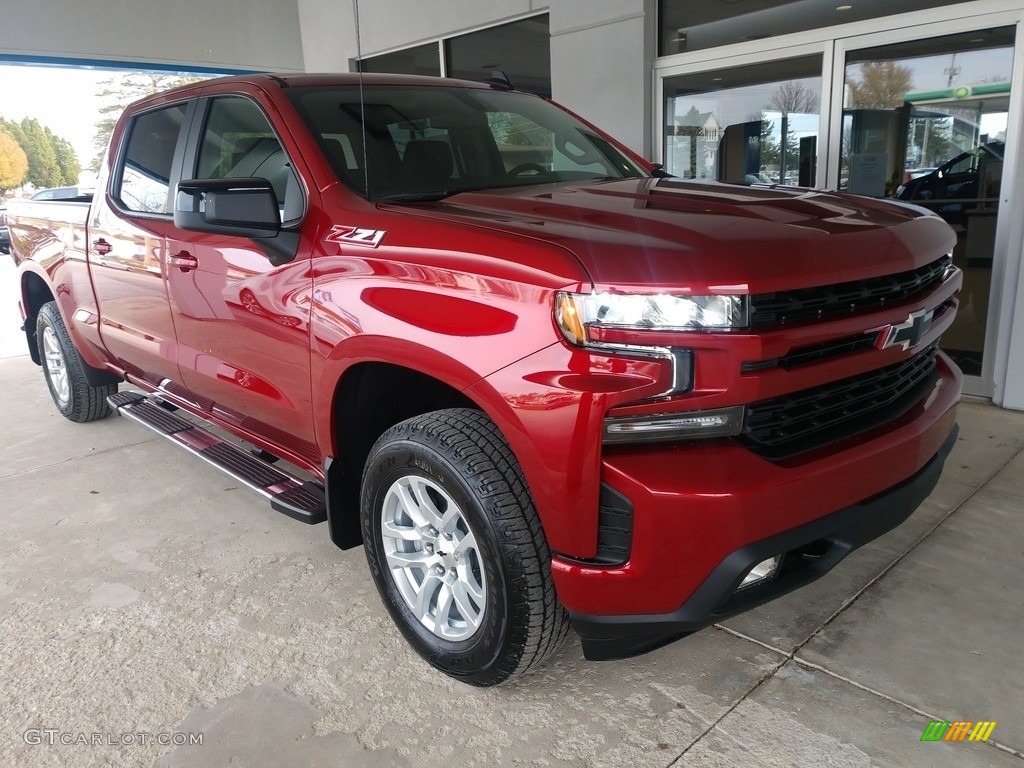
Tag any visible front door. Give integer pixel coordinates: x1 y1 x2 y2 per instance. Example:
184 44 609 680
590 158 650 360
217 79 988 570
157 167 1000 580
166 93 319 467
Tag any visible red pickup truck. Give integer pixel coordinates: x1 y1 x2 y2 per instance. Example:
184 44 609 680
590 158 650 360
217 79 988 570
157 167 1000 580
7 73 962 686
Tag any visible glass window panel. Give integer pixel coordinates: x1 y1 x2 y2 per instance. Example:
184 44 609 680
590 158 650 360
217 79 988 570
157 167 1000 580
116 104 186 214
195 97 299 222
659 0 975 56
445 15 551 96
841 28 1015 377
664 55 821 185
360 43 441 77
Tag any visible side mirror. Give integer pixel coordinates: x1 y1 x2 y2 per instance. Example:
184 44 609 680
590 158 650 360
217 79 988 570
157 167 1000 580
650 163 673 179
174 178 280 238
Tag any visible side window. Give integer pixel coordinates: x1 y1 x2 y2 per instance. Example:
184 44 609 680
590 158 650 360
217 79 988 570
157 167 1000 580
116 104 186 214
946 153 977 176
196 96 300 222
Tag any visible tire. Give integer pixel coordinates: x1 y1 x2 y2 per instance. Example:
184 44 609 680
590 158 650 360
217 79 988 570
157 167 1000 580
361 408 569 686
36 302 117 422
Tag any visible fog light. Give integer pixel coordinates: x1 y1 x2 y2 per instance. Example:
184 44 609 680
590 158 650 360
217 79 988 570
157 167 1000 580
603 406 744 444
739 555 781 590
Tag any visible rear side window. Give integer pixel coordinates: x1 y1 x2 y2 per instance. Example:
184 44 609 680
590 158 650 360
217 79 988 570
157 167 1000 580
115 104 187 215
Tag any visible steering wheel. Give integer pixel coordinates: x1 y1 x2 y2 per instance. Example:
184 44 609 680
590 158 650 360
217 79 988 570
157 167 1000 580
507 162 547 177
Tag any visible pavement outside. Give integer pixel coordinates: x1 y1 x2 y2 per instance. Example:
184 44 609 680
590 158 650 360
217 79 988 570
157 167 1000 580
1 269 1022 766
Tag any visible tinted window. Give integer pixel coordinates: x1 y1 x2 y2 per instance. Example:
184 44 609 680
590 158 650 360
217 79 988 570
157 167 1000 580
195 96 301 222
116 104 186 214
360 43 441 77
445 15 551 96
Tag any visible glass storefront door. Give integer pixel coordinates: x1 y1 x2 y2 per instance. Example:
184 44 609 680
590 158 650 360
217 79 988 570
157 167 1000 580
658 7 1021 397
839 29 1015 383
663 54 823 185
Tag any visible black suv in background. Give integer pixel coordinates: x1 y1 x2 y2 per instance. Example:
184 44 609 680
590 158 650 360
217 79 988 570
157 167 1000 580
895 142 1004 226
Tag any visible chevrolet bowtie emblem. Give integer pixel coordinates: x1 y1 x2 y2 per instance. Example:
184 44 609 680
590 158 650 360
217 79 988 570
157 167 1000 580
880 308 934 351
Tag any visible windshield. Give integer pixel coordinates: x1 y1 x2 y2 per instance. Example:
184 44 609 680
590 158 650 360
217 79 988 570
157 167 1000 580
288 85 644 201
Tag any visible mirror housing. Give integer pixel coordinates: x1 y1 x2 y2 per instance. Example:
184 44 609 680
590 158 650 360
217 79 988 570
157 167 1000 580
174 178 281 238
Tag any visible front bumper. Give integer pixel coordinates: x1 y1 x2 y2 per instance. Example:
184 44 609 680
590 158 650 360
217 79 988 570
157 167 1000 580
569 424 957 660
552 351 961 660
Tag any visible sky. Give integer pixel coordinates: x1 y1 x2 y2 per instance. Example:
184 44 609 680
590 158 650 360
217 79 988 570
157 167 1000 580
0 64 112 169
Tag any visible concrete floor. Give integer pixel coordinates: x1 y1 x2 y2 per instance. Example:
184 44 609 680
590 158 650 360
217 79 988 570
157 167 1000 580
1 347 1022 767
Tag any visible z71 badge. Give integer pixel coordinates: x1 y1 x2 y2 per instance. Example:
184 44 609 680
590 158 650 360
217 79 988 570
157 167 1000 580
326 225 387 248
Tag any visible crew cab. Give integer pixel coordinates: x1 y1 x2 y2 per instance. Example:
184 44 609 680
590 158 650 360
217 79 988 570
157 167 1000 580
7 73 962 686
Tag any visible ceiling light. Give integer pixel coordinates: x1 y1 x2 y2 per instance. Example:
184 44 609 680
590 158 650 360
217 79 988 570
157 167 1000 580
836 4 853 10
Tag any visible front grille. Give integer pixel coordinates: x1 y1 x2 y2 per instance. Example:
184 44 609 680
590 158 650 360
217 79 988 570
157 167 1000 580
750 255 951 326
742 333 878 373
740 343 939 459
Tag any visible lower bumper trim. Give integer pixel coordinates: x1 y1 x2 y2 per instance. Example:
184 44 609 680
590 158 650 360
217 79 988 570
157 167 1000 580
570 423 959 661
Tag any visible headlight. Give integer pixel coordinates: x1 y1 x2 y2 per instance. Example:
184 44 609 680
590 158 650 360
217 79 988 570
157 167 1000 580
555 291 748 346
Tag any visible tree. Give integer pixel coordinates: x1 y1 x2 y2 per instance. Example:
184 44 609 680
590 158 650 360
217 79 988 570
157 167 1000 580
846 62 914 109
765 82 819 180
50 133 81 187
0 127 29 193
758 117 780 170
769 81 820 115
92 72 206 169
1 117 62 188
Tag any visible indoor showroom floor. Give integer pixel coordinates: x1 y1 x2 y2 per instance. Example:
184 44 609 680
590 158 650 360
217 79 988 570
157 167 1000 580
2 351 1022 767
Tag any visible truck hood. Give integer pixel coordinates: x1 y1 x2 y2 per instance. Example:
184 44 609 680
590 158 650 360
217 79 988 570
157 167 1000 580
385 178 954 294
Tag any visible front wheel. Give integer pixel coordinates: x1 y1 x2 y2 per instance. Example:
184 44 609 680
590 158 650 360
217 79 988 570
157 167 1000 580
36 302 117 422
361 408 569 686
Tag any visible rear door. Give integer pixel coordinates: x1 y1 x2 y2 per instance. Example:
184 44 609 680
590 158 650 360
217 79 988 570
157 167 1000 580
90 100 194 389
164 90 319 465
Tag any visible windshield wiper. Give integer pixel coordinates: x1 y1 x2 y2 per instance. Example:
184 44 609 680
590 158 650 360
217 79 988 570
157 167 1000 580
374 190 461 203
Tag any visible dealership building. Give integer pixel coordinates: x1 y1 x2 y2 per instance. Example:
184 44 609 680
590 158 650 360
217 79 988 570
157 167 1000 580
3 0 1023 408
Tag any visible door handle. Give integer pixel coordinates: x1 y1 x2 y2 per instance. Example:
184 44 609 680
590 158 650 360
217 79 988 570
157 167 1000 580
93 239 113 256
169 251 199 272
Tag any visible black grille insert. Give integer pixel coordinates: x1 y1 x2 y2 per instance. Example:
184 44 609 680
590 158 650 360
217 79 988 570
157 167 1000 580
593 484 633 565
750 255 951 326
740 343 939 459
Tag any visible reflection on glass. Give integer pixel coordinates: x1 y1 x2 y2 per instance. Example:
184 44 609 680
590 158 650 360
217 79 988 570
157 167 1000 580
663 56 821 185
658 0 974 56
360 43 441 77
445 15 551 96
841 28 1014 379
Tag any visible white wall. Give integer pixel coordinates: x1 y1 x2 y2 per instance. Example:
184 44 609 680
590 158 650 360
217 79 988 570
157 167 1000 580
549 0 656 156
0 0 305 72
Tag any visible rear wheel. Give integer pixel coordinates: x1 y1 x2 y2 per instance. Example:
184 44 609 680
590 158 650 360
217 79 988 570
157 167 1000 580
36 302 117 422
361 408 569 686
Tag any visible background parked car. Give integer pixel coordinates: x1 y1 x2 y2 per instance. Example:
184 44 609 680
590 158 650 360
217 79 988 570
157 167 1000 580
0 205 10 255
30 186 83 201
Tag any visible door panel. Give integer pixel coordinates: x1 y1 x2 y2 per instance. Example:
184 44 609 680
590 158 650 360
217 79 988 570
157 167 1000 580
90 102 188 388
167 94 318 464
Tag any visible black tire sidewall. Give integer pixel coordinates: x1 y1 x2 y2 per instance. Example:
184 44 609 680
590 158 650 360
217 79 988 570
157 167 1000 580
362 438 522 683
